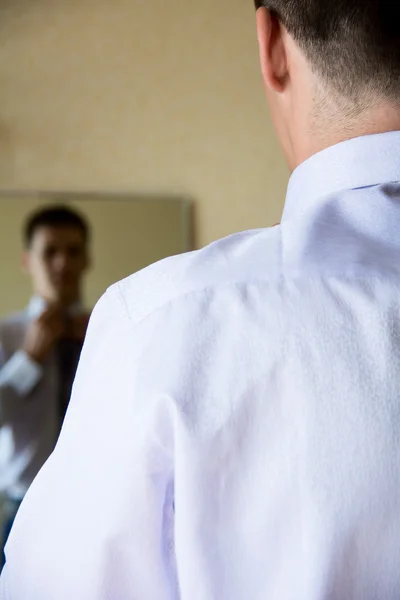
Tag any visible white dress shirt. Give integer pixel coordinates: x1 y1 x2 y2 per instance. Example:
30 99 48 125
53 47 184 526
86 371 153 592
0 297 85 501
1 132 400 599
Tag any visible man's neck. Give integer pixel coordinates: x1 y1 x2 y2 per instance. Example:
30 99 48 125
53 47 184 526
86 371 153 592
295 102 400 170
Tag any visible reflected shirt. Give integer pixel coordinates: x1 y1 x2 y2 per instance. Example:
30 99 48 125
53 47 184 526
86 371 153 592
0 297 85 500
2 133 400 599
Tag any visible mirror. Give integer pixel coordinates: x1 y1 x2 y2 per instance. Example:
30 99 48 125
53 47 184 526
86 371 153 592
0 194 191 317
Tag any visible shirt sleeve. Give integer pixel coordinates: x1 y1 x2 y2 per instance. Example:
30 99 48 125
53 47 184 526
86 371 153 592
0 350 43 396
0 287 178 600
0 565 11 600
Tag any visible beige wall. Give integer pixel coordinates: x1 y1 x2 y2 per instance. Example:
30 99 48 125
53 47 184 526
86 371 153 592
0 0 288 248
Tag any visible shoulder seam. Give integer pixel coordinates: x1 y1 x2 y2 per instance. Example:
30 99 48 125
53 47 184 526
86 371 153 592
115 276 284 328
112 282 134 321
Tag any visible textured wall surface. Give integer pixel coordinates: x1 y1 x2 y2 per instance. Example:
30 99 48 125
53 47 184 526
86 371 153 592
0 0 289 247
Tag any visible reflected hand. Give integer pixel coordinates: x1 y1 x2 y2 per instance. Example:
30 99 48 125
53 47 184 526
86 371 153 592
23 306 65 364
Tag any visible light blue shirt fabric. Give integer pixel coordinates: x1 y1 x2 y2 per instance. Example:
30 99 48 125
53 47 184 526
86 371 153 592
1 133 400 599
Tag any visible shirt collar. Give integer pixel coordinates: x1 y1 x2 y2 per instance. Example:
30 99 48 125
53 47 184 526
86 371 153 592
282 131 400 222
27 296 84 319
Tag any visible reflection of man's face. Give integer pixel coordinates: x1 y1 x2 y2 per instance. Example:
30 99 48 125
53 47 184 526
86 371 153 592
24 226 89 307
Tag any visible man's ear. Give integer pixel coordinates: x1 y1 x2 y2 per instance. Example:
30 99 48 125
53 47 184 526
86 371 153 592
256 7 288 94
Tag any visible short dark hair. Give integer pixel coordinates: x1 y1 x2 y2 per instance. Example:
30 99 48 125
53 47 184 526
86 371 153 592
24 205 90 248
254 1 400 102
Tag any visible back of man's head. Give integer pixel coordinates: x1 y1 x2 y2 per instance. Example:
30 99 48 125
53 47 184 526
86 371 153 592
255 0 400 104
254 1 400 168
